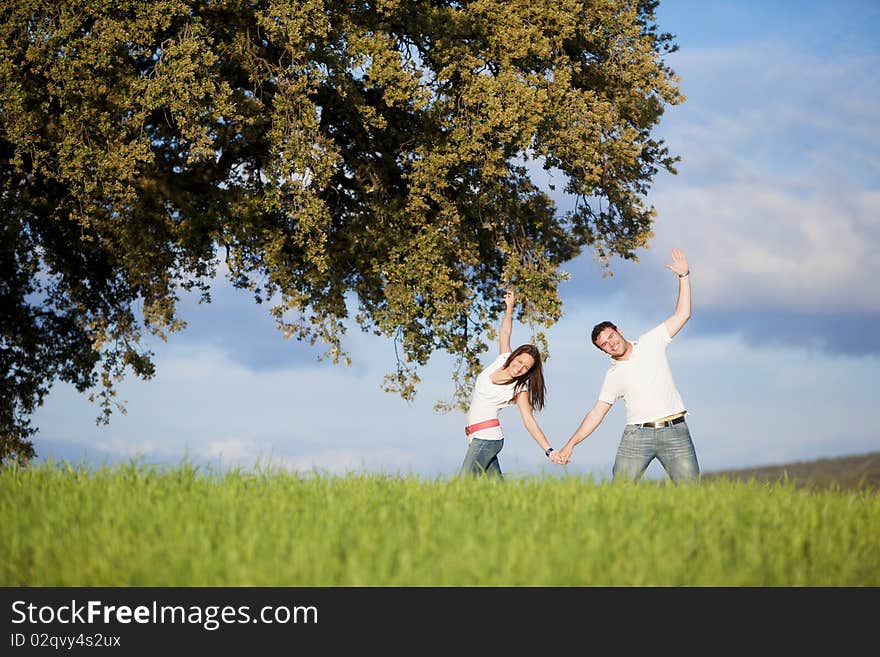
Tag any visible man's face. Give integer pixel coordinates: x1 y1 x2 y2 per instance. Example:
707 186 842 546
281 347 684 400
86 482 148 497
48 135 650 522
595 327 626 357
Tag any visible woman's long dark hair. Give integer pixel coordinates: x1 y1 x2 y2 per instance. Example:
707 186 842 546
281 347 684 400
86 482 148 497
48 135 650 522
502 344 546 411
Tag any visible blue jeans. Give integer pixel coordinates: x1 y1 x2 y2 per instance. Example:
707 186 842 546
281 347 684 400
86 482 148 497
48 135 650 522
612 420 700 483
460 438 505 478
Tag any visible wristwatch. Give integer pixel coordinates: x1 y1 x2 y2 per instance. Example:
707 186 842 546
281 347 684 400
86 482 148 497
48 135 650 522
545 447 555 457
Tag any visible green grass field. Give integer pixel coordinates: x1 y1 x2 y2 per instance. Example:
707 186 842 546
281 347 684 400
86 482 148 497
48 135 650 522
2 462 877 586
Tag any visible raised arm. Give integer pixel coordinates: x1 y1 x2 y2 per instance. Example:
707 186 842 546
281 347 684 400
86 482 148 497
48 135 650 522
552 400 612 463
663 248 691 339
499 289 515 354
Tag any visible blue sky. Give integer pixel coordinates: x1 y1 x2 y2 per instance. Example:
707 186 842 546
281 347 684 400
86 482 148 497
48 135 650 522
32 0 879 479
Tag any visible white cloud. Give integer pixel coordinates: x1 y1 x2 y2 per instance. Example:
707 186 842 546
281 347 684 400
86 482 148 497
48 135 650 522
201 438 256 463
649 179 880 312
632 37 880 314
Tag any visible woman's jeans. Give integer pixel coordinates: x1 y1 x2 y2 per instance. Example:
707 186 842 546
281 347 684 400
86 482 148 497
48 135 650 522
460 437 505 478
613 420 700 483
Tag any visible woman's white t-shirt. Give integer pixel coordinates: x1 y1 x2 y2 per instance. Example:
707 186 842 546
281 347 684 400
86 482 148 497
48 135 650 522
465 352 523 441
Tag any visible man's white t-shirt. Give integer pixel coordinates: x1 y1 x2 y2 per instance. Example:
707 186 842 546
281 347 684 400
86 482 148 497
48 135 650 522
598 323 686 425
465 352 521 441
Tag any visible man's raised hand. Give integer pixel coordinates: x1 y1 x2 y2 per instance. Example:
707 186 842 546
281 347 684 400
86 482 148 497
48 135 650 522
665 248 689 277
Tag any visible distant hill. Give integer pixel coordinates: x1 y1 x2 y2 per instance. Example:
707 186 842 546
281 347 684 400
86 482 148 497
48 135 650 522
703 452 880 492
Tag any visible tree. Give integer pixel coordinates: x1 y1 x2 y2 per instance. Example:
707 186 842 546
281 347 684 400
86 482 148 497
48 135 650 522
0 0 682 465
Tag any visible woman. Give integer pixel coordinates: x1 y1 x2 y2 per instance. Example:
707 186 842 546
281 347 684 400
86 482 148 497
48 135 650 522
459 290 555 478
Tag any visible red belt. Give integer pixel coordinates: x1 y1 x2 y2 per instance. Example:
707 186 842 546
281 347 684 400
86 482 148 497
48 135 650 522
465 419 501 435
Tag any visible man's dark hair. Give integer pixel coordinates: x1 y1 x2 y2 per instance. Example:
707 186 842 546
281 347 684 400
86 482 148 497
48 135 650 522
591 321 618 349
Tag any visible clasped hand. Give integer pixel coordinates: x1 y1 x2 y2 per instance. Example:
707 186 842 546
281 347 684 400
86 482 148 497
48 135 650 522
549 449 570 465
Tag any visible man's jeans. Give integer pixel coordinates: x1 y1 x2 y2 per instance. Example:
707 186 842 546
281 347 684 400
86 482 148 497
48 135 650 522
613 420 700 483
460 437 505 478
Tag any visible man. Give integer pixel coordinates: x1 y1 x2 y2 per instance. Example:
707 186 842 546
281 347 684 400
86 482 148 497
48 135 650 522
551 248 699 483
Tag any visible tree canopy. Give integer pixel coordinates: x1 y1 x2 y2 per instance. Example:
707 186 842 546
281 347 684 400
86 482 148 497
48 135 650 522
0 0 682 464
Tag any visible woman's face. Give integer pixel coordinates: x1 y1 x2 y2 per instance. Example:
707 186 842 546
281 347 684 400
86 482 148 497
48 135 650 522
508 353 535 377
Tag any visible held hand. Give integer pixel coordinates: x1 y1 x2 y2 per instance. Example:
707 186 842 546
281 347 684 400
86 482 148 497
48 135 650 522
554 446 573 464
665 248 689 277
550 449 569 465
